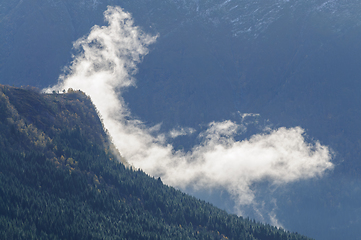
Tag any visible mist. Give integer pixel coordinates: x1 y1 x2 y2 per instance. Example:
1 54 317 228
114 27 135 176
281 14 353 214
45 6 334 221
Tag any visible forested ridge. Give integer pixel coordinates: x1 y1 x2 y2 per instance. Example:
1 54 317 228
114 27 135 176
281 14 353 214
0 85 312 240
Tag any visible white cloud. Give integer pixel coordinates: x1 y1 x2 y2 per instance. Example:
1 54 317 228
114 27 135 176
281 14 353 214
169 127 196 138
159 123 333 206
44 5 334 218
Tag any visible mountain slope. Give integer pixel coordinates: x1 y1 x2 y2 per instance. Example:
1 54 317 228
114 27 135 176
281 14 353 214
0 85 311 240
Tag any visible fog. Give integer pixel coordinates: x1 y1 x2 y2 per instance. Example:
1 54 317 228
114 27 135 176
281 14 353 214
45 6 333 223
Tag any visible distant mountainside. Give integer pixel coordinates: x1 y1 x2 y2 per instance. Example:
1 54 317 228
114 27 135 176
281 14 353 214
1 1 361 239
0 85 312 240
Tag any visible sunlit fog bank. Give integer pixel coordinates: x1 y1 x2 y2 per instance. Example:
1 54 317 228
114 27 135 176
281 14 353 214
44 6 334 222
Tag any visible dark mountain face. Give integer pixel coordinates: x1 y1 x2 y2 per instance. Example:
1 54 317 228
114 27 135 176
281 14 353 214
123 4 361 238
0 85 313 240
1 0 361 239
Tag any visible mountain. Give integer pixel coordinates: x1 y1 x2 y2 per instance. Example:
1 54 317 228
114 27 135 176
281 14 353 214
0 84 312 240
1 1 361 239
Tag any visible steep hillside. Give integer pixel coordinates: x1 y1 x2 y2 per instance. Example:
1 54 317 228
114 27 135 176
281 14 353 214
0 85 312 239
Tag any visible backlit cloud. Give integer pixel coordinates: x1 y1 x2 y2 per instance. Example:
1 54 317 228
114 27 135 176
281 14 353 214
45 5 334 218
